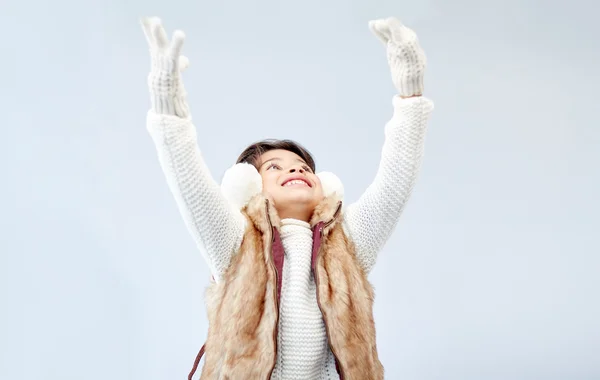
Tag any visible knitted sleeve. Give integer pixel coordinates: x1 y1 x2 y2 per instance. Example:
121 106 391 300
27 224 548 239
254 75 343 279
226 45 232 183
343 95 434 272
146 111 246 281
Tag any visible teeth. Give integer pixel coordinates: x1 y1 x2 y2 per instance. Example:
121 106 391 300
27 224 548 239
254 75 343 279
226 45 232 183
284 179 308 187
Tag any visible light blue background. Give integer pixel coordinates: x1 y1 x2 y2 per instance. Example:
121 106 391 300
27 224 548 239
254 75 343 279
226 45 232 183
2 0 599 379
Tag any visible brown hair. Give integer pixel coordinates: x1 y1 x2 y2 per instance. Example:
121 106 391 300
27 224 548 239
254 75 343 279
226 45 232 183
236 139 316 172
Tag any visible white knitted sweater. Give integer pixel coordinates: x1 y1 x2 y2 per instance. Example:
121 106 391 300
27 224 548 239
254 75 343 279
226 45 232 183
146 94 433 379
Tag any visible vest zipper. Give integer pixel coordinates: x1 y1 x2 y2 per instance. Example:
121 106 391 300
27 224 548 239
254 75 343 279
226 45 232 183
265 199 280 380
314 201 345 379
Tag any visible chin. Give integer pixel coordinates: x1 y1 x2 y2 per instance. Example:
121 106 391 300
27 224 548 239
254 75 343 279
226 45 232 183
277 190 320 206
284 193 316 204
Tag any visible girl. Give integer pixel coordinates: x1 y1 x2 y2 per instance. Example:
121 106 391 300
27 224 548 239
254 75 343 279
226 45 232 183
141 16 433 380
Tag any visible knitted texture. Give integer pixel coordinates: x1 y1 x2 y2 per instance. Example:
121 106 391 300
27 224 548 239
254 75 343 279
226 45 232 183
369 18 426 97
342 96 434 273
142 16 433 380
270 218 336 379
146 95 433 379
146 112 246 281
142 17 190 117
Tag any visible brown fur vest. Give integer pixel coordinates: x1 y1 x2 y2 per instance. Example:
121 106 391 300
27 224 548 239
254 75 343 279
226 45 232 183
191 194 384 380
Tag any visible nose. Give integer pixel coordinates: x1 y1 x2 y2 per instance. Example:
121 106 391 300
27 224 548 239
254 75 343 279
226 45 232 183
288 166 305 174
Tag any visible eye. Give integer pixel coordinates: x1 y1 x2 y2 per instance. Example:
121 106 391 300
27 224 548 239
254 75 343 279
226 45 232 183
267 163 282 170
302 165 312 173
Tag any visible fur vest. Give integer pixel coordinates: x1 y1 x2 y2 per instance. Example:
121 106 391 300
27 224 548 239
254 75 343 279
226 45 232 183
188 164 383 380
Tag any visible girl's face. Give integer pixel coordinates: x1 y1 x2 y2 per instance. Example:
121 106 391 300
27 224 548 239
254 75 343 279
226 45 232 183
258 149 324 220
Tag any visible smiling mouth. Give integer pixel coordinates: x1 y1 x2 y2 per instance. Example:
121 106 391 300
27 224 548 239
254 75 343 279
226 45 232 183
282 179 310 187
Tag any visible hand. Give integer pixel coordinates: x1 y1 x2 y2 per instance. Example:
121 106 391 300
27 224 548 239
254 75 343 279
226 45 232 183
141 17 190 117
369 17 426 98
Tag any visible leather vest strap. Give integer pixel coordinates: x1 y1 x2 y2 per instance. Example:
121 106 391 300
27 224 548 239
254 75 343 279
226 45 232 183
188 344 205 380
272 228 285 301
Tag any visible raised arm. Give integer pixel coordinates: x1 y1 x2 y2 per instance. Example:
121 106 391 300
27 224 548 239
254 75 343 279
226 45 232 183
141 17 245 281
343 18 434 272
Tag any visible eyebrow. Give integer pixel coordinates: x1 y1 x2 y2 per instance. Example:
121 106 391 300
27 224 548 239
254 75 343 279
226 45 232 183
259 157 307 170
259 158 279 170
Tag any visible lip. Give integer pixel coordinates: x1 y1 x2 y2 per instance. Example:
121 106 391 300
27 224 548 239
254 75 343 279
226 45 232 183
281 175 312 188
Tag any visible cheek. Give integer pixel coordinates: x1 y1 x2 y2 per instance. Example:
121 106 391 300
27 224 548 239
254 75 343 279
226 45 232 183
261 173 280 194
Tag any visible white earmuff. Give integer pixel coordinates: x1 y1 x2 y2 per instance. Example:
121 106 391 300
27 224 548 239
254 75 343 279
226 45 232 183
220 163 344 210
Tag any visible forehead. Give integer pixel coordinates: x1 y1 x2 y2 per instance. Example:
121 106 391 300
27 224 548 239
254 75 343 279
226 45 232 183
259 149 305 163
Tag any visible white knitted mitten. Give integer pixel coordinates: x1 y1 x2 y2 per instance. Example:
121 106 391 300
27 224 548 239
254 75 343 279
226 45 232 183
369 17 426 97
141 17 190 118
